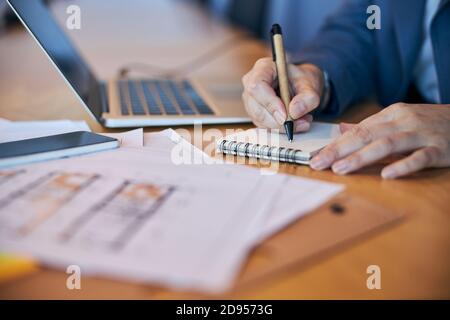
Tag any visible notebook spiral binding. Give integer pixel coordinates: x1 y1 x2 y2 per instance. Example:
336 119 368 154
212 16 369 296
217 140 310 165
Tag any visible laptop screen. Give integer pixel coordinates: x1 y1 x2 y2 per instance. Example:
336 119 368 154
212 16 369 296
7 0 103 121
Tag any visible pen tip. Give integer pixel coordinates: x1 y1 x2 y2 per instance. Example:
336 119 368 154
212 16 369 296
284 121 294 142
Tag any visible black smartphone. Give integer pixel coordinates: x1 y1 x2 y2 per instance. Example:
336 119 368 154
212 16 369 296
0 131 119 169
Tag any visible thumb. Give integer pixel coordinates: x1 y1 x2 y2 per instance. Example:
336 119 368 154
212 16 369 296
287 64 323 120
289 88 321 119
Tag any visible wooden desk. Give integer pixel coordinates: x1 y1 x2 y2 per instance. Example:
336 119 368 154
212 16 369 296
0 0 449 299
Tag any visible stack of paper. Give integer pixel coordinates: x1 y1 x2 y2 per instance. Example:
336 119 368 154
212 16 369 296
0 118 91 143
0 118 90 283
0 124 344 292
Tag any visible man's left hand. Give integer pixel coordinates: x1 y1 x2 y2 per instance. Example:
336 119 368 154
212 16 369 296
310 103 450 179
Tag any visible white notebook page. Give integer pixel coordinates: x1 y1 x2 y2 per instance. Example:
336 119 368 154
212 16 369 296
223 122 341 155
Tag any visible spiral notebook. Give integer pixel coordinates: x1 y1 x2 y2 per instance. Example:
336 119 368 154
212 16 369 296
217 122 341 165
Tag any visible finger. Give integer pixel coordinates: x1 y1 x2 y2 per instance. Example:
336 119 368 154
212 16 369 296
243 93 280 129
381 146 442 179
287 65 322 119
339 123 355 134
254 57 278 81
255 117 312 134
310 122 399 170
288 63 322 94
331 132 423 175
245 80 286 125
248 81 286 125
242 58 277 88
267 115 314 134
244 93 280 129
293 114 313 133
243 59 286 125
288 86 320 119
358 107 396 127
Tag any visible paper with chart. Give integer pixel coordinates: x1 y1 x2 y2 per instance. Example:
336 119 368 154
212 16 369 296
0 145 288 292
0 129 344 292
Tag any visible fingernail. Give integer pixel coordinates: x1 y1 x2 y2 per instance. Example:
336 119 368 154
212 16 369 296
310 156 327 170
274 111 285 125
332 160 350 175
382 169 396 180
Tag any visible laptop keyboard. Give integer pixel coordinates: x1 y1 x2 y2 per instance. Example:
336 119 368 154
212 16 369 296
118 80 214 116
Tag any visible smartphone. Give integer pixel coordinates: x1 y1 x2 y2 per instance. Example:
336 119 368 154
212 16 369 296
0 131 119 169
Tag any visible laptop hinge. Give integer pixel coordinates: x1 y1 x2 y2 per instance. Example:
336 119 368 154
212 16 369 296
99 82 110 114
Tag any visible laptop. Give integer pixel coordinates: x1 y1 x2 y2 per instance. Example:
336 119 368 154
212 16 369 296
7 0 250 128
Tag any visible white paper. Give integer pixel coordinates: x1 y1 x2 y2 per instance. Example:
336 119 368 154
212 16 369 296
0 119 91 143
0 118 11 125
0 141 286 292
0 129 344 293
146 129 344 244
249 177 344 243
101 129 144 148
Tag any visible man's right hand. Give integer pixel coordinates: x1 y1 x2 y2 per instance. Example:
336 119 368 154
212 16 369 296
242 58 325 132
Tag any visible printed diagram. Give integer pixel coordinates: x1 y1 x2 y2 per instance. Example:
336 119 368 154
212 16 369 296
0 171 98 237
0 171 174 252
60 181 175 251
0 170 25 186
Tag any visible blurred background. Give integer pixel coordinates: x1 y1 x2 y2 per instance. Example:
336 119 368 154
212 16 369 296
0 0 347 124
0 0 343 52
198 0 342 52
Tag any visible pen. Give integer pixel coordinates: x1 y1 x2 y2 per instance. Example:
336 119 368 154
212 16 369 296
270 24 294 142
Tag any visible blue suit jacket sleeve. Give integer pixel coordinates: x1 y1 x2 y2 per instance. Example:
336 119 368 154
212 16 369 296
295 0 377 117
